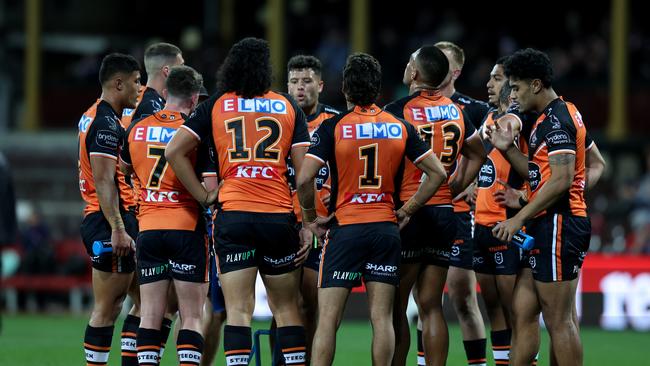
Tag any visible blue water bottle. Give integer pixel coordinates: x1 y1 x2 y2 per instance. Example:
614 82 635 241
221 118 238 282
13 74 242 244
92 240 113 255
510 230 534 250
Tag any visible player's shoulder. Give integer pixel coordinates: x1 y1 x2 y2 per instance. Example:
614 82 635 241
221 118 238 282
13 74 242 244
384 93 419 117
318 103 341 116
452 92 485 107
542 98 576 129
92 101 122 131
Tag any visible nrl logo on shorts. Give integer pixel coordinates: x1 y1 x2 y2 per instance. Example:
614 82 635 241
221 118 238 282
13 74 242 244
529 256 536 268
451 246 460 257
494 252 504 265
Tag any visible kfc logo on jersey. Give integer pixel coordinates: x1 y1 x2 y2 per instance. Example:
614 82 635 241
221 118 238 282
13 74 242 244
233 165 276 179
341 123 403 139
142 189 180 203
133 126 177 143
410 104 461 122
222 97 287 114
347 192 389 204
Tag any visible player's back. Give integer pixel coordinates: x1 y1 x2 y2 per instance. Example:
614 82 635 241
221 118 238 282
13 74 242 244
123 110 200 231
386 91 474 206
206 90 310 213
78 99 135 216
309 105 430 225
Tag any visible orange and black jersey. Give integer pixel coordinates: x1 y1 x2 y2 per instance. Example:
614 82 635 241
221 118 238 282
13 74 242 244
527 98 588 217
451 91 490 129
385 90 477 206
120 110 211 231
183 91 310 213
121 87 165 127
306 104 433 226
77 99 135 216
474 108 529 226
287 103 340 220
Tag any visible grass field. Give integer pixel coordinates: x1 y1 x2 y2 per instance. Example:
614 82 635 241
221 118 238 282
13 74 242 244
0 314 646 365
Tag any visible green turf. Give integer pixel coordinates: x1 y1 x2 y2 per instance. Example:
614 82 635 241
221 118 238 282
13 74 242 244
0 314 646 365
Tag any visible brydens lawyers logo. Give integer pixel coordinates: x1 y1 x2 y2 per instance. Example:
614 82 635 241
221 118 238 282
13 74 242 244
340 122 403 139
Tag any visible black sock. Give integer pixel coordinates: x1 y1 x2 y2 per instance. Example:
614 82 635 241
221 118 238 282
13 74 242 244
277 326 307 365
121 315 140 366
491 329 512 365
177 329 204 366
136 328 160 366
158 317 173 360
463 338 487 365
223 325 251 366
270 328 285 365
84 325 114 366
417 329 425 366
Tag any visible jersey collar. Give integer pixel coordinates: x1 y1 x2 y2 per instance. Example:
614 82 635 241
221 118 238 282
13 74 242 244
353 104 381 116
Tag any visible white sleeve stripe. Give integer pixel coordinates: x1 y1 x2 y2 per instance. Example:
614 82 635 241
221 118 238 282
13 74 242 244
414 149 433 164
119 157 132 166
305 153 325 164
89 152 118 160
548 149 576 156
465 129 479 141
586 141 595 150
180 125 201 141
201 172 218 177
292 141 311 148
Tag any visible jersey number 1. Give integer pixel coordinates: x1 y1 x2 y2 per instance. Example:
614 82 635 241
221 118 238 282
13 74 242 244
359 143 381 188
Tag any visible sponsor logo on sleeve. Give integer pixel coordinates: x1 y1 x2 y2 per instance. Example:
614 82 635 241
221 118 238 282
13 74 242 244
95 130 120 150
545 130 573 148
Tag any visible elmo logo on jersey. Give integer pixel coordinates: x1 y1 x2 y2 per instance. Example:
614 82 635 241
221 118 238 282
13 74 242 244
409 104 461 122
222 97 287 114
133 126 177 143
341 123 403 139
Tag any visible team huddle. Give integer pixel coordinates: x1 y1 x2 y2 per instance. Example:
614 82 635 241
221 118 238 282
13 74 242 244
77 37 605 366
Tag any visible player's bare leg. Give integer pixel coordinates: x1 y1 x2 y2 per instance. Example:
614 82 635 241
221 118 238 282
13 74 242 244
549 305 579 366
392 263 420 366
476 273 508 330
415 265 449 366
200 297 226 366
139 280 171 330
510 268 541 365
89 269 133 327
301 267 320 361
312 287 350 366
367 281 396 366
536 277 582 366
449 267 486 338
219 267 257 326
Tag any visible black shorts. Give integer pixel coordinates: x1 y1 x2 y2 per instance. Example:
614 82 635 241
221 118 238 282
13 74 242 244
319 222 401 288
449 212 476 270
80 210 138 273
136 229 209 284
473 224 522 275
214 211 301 275
527 214 591 282
304 246 323 272
400 205 455 267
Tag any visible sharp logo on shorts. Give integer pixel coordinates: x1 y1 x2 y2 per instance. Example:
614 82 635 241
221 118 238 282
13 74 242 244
133 126 177 143
169 260 196 274
264 253 296 266
141 263 168 277
365 263 397 273
143 189 180 203
409 104 461 122
494 252 504 265
341 123 403 139
477 158 496 188
347 193 389 204
545 130 572 147
96 130 119 149
232 166 276 179
423 247 450 258
528 162 541 191
226 249 256 263
222 97 287 114
402 249 421 259
332 271 362 281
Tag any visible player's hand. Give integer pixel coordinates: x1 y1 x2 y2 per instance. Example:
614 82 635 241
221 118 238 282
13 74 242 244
492 217 523 242
453 182 476 205
203 189 219 207
396 209 411 230
485 119 515 152
306 213 334 241
322 194 331 207
111 228 134 257
295 228 313 265
493 179 524 209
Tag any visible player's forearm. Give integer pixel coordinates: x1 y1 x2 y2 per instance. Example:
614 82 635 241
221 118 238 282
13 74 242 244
403 160 446 216
167 152 208 205
296 177 317 223
503 145 529 179
95 177 125 230
515 176 570 222
450 158 482 196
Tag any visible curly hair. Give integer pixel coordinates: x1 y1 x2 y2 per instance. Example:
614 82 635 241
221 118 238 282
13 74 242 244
342 53 382 107
503 48 554 88
217 37 272 99
415 46 449 87
287 55 322 76
99 53 140 85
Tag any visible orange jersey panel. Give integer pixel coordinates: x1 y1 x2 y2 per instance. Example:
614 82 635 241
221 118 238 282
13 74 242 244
307 105 432 226
121 110 200 231
182 91 311 213
527 98 587 217
78 99 135 216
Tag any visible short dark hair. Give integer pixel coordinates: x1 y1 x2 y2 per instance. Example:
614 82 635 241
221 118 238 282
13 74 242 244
503 48 554 88
415 46 449 87
144 42 182 73
434 41 465 68
342 53 382 106
498 80 512 106
99 53 140 85
165 65 203 100
217 37 272 99
287 55 322 76
495 55 509 66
